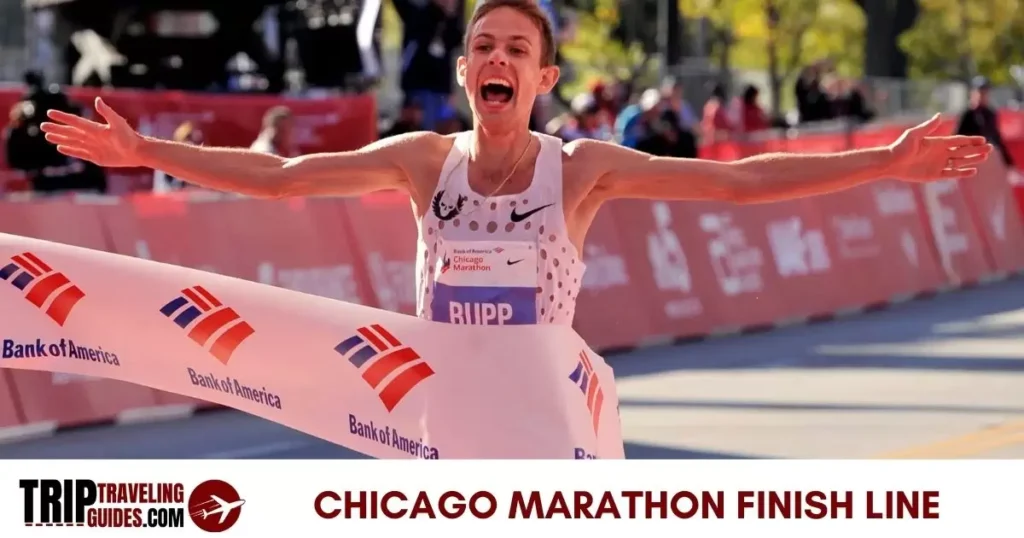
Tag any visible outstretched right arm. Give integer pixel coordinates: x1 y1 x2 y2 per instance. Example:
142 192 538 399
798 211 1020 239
132 134 417 199
41 97 423 199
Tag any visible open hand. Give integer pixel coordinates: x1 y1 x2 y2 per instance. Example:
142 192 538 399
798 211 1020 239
40 97 141 168
887 114 993 182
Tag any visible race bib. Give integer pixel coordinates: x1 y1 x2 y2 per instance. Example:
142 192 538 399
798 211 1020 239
431 241 538 325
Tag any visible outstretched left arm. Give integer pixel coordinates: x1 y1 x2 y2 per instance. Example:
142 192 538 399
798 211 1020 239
583 114 992 205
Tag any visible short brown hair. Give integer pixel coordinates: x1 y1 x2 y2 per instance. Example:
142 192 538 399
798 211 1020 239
464 0 557 66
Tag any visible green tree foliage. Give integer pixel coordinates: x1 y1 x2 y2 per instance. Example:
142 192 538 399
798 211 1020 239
679 0 864 74
557 0 648 97
899 0 1024 84
679 0 865 111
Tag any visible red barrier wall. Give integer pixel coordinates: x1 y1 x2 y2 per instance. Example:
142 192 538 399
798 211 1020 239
0 372 23 429
1 103 1023 435
0 87 377 194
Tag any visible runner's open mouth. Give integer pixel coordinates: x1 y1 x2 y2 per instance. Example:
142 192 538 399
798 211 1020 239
481 79 514 104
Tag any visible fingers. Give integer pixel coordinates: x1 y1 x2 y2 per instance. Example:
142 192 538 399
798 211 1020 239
957 136 988 146
949 143 993 158
950 153 990 168
55 145 97 162
941 167 978 179
43 133 86 147
94 97 126 127
46 109 105 132
40 122 90 141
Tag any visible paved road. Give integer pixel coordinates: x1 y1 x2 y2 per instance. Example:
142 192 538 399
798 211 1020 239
2 279 1023 459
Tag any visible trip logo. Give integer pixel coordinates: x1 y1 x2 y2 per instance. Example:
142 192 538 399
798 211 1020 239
0 252 85 327
19 479 189 530
569 350 604 435
338 325 440 459
336 324 434 412
159 285 254 364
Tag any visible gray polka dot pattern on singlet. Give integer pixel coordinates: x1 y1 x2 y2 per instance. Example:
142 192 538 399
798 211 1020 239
414 133 585 327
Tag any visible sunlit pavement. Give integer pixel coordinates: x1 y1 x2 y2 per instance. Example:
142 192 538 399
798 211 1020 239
2 279 1023 460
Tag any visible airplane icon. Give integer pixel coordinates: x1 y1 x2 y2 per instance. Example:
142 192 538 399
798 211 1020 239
200 495 246 525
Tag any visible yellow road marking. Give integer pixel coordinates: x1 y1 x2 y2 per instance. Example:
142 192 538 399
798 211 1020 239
876 420 1024 459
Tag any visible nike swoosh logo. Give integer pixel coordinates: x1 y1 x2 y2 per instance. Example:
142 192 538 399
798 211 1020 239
507 259 523 266
510 203 554 223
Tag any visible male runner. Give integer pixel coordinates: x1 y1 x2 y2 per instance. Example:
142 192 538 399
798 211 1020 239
41 0 992 327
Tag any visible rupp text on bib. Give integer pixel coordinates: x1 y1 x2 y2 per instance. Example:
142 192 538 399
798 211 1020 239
431 240 538 325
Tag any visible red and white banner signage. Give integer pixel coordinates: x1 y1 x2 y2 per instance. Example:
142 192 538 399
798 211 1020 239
0 233 624 460
0 461 1021 536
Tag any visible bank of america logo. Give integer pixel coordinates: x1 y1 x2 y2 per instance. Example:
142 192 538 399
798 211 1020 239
159 285 255 364
0 252 85 326
335 324 435 412
569 350 604 434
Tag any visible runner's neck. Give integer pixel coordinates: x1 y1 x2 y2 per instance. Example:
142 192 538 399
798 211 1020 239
468 126 534 182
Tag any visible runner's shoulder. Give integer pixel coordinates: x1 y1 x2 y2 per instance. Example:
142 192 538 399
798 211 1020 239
372 131 455 167
375 131 459 203
560 138 620 188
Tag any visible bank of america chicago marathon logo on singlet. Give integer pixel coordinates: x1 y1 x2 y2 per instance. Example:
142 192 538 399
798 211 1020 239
431 241 539 325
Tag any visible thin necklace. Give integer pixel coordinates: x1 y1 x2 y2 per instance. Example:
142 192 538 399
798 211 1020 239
440 133 535 218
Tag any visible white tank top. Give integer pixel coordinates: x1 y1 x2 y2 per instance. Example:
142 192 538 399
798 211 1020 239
415 131 586 326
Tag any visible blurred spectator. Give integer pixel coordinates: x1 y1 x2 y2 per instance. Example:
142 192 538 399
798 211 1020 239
701 83 733 143
561 93 613 141
394 0 462 131
434 102 470 135
544 113 572 139
2 71 106 195
590 81 614 117
738 85 770 134
833 79 875 124
636 91 697 158
957 76 1015 170
615 87 665 149
383 98 425 138
250 106 295 157
796 60 835 124
660 77 699 133
153 122 205 193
